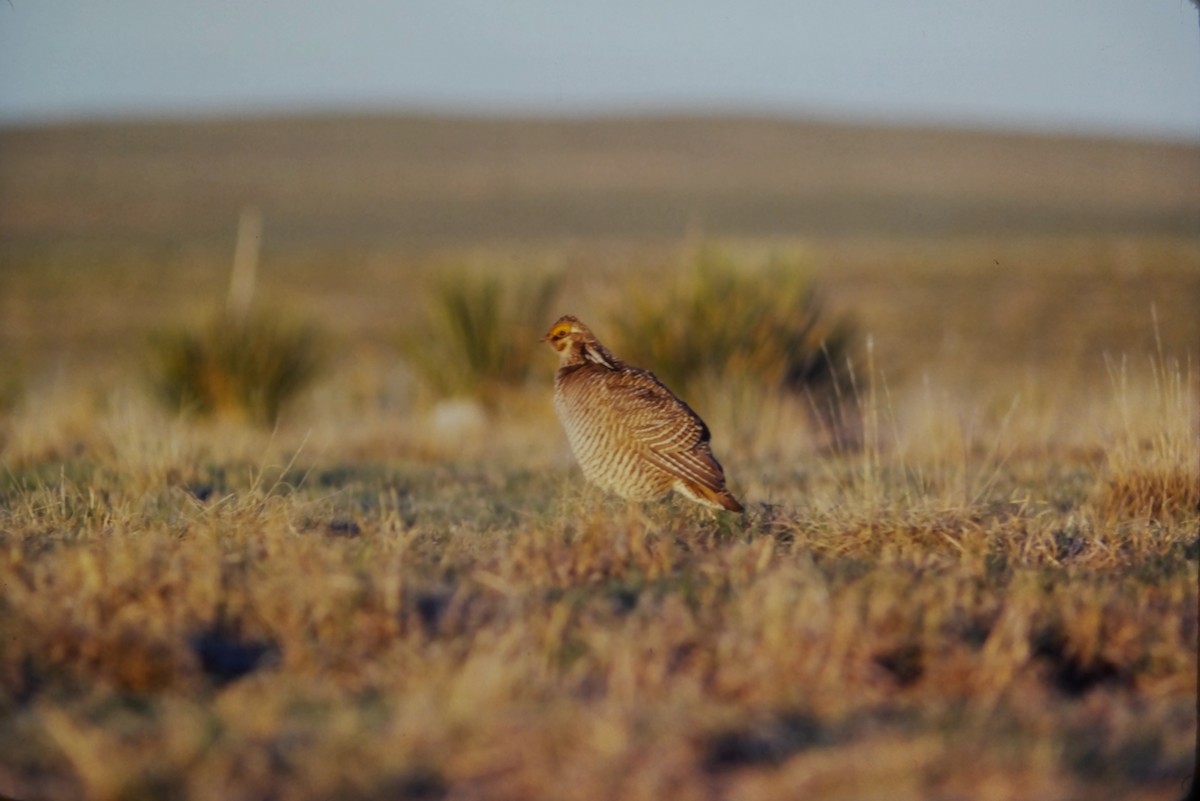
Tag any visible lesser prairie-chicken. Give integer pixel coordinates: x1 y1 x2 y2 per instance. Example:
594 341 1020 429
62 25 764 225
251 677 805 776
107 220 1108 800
542 315 744 512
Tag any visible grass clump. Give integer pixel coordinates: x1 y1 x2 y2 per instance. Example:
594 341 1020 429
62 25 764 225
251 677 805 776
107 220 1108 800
146 208 325 427
404 268 560 404
149 312 324 426
1095 468 1200 523
609 249 860 446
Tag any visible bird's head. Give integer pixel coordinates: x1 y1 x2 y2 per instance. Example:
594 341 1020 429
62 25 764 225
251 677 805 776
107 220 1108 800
541 315 589 352
541 315 616 368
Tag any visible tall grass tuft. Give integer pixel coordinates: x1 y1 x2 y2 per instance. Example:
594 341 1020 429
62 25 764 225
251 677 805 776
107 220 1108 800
404 268 561 404
149 312 324 425
609 249 861 447
148 208 324 426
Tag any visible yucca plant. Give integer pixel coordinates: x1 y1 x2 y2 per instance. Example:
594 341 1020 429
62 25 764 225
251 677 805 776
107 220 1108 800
148 208 324 426
149 312 324 426
609 249 861 448
404 269 561 404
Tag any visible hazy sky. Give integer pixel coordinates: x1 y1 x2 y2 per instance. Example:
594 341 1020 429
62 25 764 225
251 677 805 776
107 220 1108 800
2 1 1198 138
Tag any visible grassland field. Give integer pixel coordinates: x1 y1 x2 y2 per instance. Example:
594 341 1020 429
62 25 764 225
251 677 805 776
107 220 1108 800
0 114 1197 800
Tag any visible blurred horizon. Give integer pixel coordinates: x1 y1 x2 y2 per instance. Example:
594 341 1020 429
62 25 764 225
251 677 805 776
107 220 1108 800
2 1 1199 141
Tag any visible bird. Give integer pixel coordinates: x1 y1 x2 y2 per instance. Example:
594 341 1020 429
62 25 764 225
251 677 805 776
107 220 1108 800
541 314 744 512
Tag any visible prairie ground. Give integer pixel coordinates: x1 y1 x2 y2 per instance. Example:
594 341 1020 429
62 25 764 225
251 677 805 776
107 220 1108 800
0 115 1197 800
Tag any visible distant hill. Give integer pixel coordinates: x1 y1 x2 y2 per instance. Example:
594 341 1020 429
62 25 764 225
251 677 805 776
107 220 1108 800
1 114 1197 247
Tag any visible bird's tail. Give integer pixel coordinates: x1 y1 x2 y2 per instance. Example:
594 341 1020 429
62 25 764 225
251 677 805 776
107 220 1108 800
680 480 745 513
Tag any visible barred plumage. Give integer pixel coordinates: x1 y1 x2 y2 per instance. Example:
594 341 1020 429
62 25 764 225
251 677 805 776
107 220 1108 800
541 315 744 512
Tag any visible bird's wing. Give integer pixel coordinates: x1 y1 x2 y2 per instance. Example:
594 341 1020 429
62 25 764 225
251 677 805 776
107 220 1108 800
608 368 710 452
607 368 727 490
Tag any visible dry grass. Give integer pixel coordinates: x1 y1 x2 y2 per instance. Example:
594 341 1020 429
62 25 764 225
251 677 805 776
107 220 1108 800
1 255 1196 801
0 115 1197 800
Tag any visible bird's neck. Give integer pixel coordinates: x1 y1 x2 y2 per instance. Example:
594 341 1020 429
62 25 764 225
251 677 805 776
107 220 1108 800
563 340 620 369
